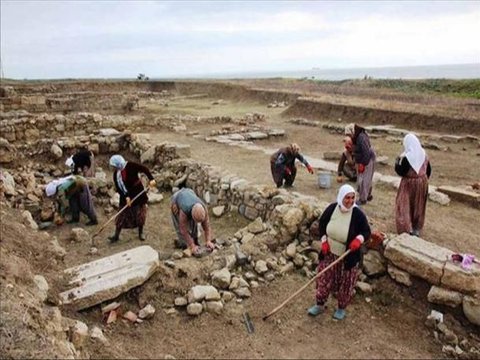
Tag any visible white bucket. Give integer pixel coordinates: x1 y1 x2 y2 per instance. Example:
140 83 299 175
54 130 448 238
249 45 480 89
317 171 332 189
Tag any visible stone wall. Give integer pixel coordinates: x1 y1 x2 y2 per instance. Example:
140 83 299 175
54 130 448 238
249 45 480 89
126 136 328 247
0 111 233 144
1 92 143 113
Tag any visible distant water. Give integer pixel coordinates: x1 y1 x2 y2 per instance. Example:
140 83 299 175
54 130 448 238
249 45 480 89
179 63 480 80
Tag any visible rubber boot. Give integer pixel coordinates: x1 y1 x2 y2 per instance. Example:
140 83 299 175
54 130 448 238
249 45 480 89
333 308 346 320
109 228 121 243
308 304 326 317
138 226 146 241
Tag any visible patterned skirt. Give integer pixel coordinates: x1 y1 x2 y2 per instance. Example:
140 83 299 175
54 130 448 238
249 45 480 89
115 204 147 229
395 175 429 234
315 253 359 309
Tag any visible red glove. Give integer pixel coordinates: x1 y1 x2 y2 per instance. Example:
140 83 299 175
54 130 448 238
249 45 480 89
285 167 292 176
358 164 365 174
349 237 363 251
321 241 330 255
306 164 314 174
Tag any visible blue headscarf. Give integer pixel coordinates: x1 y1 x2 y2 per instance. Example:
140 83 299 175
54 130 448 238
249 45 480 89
109 155 127 170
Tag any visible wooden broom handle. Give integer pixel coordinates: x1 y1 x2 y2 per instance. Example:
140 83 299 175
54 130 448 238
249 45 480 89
263 249 351 321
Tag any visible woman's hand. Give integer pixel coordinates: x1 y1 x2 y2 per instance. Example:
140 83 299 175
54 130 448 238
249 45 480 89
149 179 157 189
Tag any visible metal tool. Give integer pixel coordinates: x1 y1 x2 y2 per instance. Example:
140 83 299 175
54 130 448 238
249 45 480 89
243 311 255 334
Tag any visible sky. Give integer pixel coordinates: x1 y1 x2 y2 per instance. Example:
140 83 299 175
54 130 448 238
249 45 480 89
1 1 479 79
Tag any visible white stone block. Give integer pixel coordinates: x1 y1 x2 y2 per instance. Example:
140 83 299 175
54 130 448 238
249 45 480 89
384 233 451 285
60 246 159 310
427 286 463 307
187 285 220 303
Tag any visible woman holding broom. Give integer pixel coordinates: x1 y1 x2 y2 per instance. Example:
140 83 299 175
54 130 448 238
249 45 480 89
108 155 156 243
308 184 371 320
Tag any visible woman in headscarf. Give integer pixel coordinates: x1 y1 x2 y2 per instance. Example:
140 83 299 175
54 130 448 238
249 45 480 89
337 136 357 183
65 149 95 177
45 175 98 226
395 133 431 237
308 184 371 320
345 123 376 205
270 143 314 188
109 155 156 242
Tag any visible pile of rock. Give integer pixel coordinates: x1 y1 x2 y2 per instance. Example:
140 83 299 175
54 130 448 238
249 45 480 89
425 311 480 359
267 101 288 108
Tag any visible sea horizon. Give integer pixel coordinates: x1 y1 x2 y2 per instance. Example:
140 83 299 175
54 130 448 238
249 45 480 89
174 63 480 81
3 63 479 81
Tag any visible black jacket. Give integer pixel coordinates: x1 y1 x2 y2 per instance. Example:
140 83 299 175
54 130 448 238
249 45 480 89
113 162 154 207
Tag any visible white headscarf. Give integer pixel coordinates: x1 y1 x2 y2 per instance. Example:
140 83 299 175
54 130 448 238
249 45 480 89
344 123 355 136
45 176 73 197
336 184 357 212
109 155 127 170
65 156 74 169
402 133 426 174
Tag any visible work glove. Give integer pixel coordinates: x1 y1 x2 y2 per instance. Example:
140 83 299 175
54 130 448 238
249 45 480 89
349 236 363 252
336 175 344 183
358 164 365 174
149 179 157 189
306 164 314 174
321 236 330 255
126 197 132 207
321 241 330 255
285 167 292 176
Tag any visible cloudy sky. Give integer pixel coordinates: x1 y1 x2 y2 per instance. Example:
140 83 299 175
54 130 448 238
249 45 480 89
1 1 479 79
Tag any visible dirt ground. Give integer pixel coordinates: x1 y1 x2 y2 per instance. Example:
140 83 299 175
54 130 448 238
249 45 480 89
2 82 480 359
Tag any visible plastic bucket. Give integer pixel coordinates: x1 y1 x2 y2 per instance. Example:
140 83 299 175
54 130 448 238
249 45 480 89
317 171 332 189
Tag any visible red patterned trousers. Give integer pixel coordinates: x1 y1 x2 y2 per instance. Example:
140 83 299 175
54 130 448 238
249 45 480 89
315 253 359 309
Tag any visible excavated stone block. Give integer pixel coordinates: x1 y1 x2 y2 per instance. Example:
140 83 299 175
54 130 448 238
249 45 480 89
384 233 451 285
187 285 220 303
463 295 480 326
387 264 412 286
363 249 387 276
427 286 463 307
437 185 480 208
441 261 480 294
60 245 159 310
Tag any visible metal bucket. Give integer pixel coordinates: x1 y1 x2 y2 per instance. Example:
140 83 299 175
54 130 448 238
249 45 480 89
317 171 332 189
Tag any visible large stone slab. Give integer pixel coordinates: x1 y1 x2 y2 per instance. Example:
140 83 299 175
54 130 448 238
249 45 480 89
437 185 480 208
60 246 159 310
384 233 452 285
441 261 480 294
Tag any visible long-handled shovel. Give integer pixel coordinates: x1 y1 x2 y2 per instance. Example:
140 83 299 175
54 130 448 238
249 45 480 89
91 188 148 246
263 249 351 321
